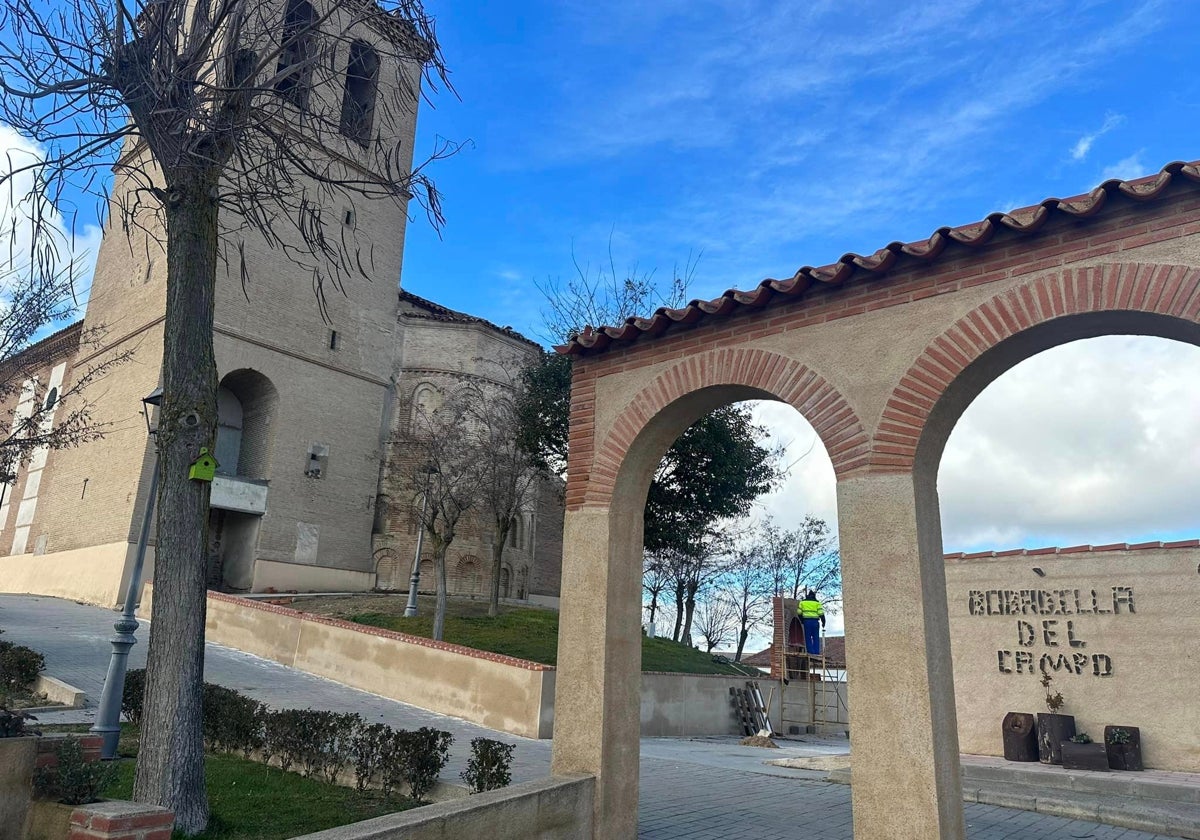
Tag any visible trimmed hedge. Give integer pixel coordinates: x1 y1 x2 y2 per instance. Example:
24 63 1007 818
121 671 472 799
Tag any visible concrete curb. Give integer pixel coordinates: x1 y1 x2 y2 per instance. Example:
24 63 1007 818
32 674 87 710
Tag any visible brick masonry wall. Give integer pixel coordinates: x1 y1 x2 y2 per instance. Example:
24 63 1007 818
68 802 174 840
35 734 103 770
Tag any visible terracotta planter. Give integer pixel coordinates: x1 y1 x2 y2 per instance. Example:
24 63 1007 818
1105 725 1144 771
1036 713 1076 765
0 735 39 840
1061 741 1109 771
1001 712 1038 762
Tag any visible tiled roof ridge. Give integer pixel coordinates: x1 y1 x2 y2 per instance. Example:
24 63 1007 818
559 159 1200 356
0 320 84 375
946 538 1200 561
398 288 541 349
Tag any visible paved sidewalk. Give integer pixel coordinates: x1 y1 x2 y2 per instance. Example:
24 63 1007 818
0 594 1184 839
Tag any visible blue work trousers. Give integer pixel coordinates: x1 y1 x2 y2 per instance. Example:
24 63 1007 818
802 618 822 655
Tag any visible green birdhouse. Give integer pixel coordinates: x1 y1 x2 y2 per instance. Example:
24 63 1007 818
188 447 219 482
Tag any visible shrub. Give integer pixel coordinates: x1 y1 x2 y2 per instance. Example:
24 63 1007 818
351 722 391 792
0 639 45 692
121 669 145 726
377 727 409 798
1108 727 1133 745
399 727 453 802
1069 732 1093 744
202 683 264 757
261 708 308 773
33 738 115 805
461 738 515 793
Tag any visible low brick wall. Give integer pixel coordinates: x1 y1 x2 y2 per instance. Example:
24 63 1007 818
35 735 103 770
142 587 556 739
143 588 778 740
68 801 173 840
291 775 594 840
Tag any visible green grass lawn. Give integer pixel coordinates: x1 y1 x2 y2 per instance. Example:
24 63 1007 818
345 605 755 675
103 753 414 840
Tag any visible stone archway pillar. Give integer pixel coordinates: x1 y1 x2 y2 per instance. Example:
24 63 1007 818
551 506 641 839
838 471 965 840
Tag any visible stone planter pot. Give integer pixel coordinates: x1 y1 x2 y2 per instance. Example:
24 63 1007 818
1061 741 1110 771
1104 725 1144 771
0 735 39 840
1001 712 1038 762
26 800 75 840
1036 713 1076 765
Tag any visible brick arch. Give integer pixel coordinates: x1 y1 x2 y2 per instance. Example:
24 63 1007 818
871 262 1200 473
580 347 869 508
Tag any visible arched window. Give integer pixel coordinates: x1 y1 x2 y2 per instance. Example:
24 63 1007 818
456 555 480 594
499 565 512 599
339 40 379 145
275 0 317 110
410 383 440 433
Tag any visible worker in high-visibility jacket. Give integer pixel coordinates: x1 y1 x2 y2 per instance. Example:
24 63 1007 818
797 590 825 655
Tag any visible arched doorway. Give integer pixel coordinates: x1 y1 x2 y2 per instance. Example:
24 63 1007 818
552 348 869 839
208 369 278 591
551 163 1200 839
937 332 1200 766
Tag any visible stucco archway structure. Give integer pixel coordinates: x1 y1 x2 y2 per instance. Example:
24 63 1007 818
550 161 1200 839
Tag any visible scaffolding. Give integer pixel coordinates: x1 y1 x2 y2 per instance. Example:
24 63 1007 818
778 630 848 736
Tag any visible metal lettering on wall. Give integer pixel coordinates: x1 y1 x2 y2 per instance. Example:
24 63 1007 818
966 586 1134 678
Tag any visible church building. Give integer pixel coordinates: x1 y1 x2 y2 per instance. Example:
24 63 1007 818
0 0 561 608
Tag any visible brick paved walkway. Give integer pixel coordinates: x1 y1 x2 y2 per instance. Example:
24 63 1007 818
0 594 1182 840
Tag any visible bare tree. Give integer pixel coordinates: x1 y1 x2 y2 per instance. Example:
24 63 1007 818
692 591 738 653
399 389 480 641
722 543 771 661
0 262 128 485
642 551 669 631
460 363 544 617
760 514 840 600
654 527 734 646
0 0 453 830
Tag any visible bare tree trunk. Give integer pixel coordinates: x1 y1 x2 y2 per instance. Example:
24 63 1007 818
682 583 697 647
433 541 449 641
647 588 658 624
672 583 685 642
735 627 749 661
133 173 218 835
489 524 507 617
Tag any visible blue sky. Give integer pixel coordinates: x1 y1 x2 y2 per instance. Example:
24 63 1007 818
392 0 1200 571
401 0 1200 342
3 0 1199 585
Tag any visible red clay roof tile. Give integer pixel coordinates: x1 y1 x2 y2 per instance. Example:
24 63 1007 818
559 160 1200 356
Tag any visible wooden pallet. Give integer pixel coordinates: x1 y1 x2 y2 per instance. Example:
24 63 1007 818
729 681 773 736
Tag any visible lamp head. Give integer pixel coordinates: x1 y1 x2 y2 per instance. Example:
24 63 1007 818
142 388 163 436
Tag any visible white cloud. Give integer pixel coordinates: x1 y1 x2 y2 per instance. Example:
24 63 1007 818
938 335 1200 551
734 336 1200 564
0 124 102 308
1070 112 1125 161
1100 151 1148 182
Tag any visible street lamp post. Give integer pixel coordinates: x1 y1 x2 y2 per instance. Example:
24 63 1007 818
91 388 162 759
403 463 438 618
